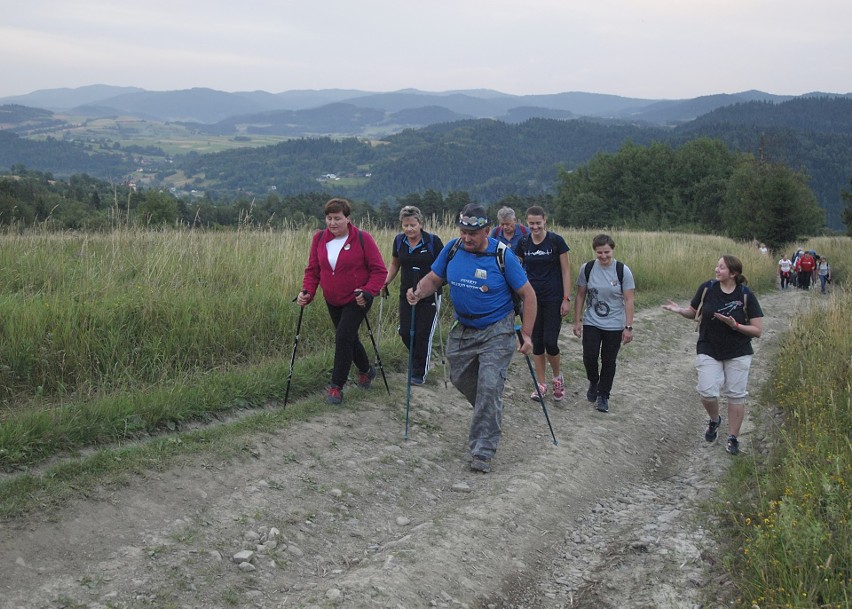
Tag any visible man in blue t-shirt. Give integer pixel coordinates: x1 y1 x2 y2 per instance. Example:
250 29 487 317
407 204 537 474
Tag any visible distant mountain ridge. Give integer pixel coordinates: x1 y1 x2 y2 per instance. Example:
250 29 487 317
3 85 848 132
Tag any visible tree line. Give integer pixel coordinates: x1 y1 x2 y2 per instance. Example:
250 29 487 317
2 135 843 249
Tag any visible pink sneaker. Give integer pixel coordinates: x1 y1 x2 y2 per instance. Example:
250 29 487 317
552 375 565 401
530 382 547 401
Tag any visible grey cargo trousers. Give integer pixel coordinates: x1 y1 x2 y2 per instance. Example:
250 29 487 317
446 312 516 460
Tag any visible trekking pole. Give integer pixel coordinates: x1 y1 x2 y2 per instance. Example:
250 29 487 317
435 294 448 388
284 292 306 407
404 303 416 440
356 291 391 395
516 328 559 446
376 288 386 353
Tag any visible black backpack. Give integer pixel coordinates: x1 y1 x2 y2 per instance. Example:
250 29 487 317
393 231 438 258
582 260 624 287
446 238 522 316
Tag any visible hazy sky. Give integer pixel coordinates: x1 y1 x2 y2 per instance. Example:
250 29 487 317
2 0 849 100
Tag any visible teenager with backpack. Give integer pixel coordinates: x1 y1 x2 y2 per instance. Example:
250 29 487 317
514 206 572 402
817 256 832 294
573 234 635 414
297 198 387 405
383 205 445 385
778 254 793 290
663 255 764 455
406 204 537 473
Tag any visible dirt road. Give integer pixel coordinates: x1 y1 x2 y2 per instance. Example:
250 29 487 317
0 289 800 609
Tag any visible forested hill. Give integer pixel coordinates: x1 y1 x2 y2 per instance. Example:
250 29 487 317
177 98 852 229
683 96 852 134
1 97 851 229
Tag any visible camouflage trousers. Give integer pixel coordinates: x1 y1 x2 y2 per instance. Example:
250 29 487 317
446 313 516 460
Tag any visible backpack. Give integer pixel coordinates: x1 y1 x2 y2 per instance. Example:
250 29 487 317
582 260 625 287
393 231 438 258
693 280 750 332
516 232 554 261
446 238 522 316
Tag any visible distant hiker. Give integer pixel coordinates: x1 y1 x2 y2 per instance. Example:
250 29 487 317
297 198 387 405
778 255 793 290
513 206 572 402
489 206 529 249
406 203 537 473
573 234 635 414
790 249 803 288
384 205 445 385
817 256 832 294
662 255 764 456
796 250 816 290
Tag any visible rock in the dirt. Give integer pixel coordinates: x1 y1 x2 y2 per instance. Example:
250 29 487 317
232 550 254 563
451 482 472 493
238 561 256 572
396 516 411 526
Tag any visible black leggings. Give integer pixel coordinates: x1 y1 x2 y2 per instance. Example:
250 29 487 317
581 325 623 398
532 300 562 356
398 295 438 378
326 301 371 388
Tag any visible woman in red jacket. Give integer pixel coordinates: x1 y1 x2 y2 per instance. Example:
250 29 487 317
297 198 387 405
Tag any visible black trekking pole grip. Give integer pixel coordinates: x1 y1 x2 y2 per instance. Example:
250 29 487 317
516 329 559 446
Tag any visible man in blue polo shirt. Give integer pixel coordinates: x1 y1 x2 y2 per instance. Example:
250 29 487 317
407 204 537 473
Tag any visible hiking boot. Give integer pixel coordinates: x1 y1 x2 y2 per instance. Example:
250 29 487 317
586 382 598 402
726 435 740 455
325 385 343 405
410 374 425 386
705 415 722 442
470 455 492 473
530 382 547 402
552 375 565 401
595 395 609 413
357 366 377 389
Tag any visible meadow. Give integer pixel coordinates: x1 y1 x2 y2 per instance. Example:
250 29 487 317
0 224 848 608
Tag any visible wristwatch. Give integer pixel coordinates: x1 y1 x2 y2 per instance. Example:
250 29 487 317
624 325 633 331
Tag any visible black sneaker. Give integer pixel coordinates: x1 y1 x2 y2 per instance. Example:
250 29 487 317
726 435 740 455
470 455 492 473
595 395 609 413
705 416 722 442
357 366 377 389
586 382 598 402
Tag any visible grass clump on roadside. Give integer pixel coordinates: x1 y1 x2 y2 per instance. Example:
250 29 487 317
720 285 851 609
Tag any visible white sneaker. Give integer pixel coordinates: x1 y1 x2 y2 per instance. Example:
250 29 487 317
530 382 547 401
552 375 565 401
